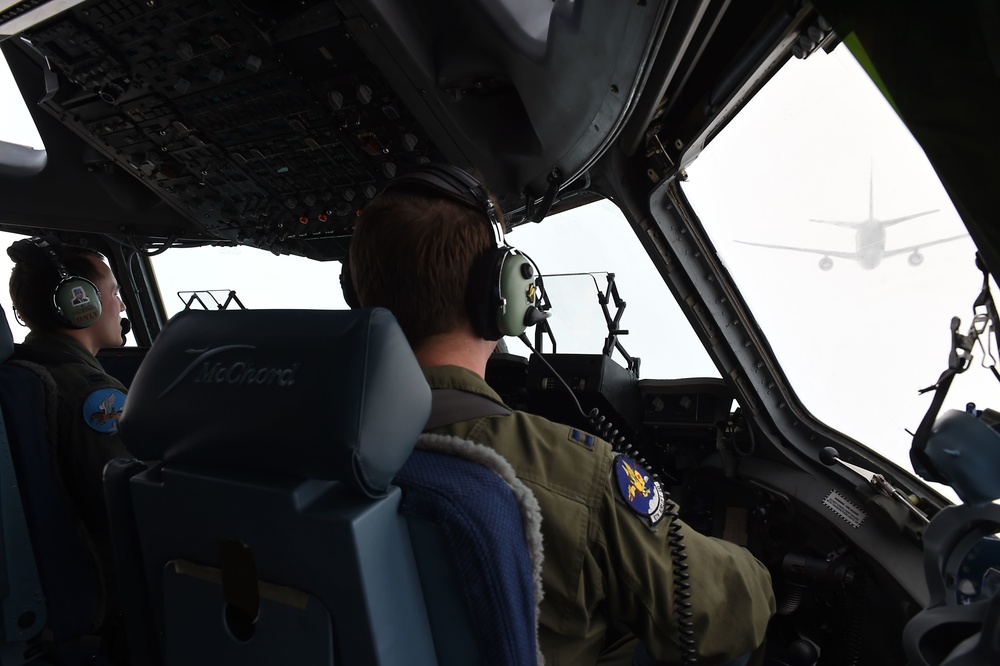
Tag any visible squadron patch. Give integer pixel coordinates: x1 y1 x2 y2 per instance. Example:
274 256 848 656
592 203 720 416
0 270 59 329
83 388 126 434
613 455 665 529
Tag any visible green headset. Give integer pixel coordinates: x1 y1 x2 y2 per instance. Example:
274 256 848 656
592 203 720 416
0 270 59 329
7 236 103 329
341 164 547 340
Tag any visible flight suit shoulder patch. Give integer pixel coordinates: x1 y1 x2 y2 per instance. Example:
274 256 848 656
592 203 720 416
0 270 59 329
82 388 126 434
568 428 595 449
613 455 666 530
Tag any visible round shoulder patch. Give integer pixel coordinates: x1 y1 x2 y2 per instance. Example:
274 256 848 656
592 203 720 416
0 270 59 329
82 388 126 434
613 455 665 528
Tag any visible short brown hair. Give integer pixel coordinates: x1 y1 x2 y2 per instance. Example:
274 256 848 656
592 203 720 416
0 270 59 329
9 245 106 330
348 186 496 347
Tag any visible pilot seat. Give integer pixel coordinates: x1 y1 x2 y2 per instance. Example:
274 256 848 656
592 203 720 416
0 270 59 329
0 304 116 665
104 307 542 665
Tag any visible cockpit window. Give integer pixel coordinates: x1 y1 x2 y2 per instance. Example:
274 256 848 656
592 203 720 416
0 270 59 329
505 199 719 379
682 43 993 494
151 246 350 317
150 199 718 380
0 50 45 152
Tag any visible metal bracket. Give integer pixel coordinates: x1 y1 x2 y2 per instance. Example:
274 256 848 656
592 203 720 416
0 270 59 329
178 290 246 311
820 447 929 526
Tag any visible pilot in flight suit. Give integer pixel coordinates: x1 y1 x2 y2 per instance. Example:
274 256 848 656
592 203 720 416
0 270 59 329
345 164 776 666
8 237 131 658
15 329 130 548
424 364 774 665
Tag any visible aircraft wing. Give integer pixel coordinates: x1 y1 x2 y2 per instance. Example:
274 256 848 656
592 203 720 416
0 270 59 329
882 234 968 257
879 209 940 227
733 240 858 259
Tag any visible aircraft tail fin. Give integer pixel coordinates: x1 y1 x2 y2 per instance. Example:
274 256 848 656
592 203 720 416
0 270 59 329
811 164 936 228
869 162 875 221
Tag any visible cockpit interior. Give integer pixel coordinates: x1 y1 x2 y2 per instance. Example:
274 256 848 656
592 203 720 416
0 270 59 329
1 0 999 664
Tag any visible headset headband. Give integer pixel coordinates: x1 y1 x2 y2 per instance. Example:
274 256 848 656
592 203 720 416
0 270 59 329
384 164 506 248
8 236 71 280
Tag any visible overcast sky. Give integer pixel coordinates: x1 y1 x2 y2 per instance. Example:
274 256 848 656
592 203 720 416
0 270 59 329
682 44 992 501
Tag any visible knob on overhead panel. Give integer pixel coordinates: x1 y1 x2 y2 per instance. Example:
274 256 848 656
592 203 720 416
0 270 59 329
819 447 839 466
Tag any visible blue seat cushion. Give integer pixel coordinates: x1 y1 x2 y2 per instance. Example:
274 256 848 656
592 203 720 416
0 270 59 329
396 447 538 665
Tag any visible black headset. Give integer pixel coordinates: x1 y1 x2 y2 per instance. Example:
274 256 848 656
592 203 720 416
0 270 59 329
341 164 547 340
7 236 103 329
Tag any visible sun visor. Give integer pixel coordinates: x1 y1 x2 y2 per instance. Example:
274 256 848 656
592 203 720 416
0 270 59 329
119 308 430 497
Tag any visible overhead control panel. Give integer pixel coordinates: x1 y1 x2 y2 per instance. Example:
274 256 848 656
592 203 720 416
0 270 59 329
4 0 670 258
10 0 444 256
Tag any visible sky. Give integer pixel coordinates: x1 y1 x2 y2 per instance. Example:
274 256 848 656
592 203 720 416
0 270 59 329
0 51 42 150
1 43 994 503
145 197 718 380
682 45 994 501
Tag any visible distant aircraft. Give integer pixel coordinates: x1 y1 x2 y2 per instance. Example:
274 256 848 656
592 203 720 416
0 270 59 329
735 171 966 270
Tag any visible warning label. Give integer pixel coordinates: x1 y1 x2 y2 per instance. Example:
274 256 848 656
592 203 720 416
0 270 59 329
823 490 867 528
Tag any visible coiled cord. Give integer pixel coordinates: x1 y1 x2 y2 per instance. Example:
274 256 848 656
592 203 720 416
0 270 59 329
598 417 696 665
519 335 697 663
588 407 627 452
665 495 696 664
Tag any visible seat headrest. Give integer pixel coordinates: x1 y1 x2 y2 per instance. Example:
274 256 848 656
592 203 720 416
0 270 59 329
119 308 430 497
0 305 14 362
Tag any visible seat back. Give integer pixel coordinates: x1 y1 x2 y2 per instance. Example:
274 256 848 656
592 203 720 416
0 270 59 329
108 307 542 665
0 305 46 664
0 305 113 665
398 436 544 665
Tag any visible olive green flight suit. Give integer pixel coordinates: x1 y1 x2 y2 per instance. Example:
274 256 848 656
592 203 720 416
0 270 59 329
14 330 130 632
16 330 130 525
423 365 776 666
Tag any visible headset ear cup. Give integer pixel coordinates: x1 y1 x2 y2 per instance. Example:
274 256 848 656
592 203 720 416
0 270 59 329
53 277 102 328
467 247 544 340
496 251 540 337
466 246 507 340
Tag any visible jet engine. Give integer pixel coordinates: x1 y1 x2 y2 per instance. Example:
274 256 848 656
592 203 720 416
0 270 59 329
819 256 834 271
908 250 925 267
